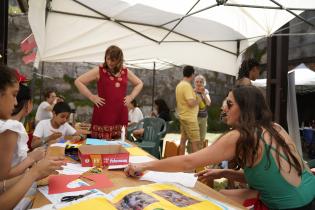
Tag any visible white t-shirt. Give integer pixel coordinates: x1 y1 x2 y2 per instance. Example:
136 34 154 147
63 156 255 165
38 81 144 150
0 120 37 210
0 119 29 167
128 107 144 123
33 119 76 139
35 101 53 122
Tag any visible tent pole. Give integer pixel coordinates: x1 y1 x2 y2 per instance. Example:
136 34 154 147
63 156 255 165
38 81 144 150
266 24 289 129
30 67 37 98
152 62 156 112
39 62 45 102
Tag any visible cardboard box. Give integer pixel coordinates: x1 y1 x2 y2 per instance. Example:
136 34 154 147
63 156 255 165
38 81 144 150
78 144 129 167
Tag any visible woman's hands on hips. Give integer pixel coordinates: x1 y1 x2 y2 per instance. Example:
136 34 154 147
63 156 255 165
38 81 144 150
89 94 105 108
124 95 133 106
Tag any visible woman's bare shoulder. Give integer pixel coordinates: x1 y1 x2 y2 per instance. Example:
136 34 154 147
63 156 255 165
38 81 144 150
0 129 18 142
236 78 251 86
214 129 240 145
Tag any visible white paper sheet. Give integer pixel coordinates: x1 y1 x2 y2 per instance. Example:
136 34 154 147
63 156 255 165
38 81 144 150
49 143 67 148
57 163 92 175
129 156 154 164
107 164 128 170
140 171 198 188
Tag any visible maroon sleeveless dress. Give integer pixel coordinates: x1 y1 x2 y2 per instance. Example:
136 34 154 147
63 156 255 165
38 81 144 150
91 66 128 139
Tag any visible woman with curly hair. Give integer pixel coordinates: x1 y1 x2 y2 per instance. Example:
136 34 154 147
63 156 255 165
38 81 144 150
236 58 261 86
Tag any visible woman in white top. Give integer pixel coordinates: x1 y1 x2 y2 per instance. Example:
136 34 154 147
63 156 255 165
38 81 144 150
9 82 46 210
0 66 65 210
34 90 57 124
10 83 46 176
128 99 144 125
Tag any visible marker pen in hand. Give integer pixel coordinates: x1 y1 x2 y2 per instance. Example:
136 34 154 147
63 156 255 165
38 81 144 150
134 171 143 177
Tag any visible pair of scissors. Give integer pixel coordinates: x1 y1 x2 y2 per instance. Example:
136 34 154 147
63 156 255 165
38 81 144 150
60 191 95 202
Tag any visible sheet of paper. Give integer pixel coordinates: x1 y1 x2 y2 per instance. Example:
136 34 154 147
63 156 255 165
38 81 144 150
116 141 132 148
58 139 67 143
38 180 106 204
129 156 154 164
60 197 116 210
57 163 92 175
107 164 128 170
105 183 236 210
86 138 109 145
48 174 113 194
140 171 198 188
50 143 67 148
125 147 149 156
86 138 132 148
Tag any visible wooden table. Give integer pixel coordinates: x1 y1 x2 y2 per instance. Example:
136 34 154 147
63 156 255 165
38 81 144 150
33 145 245 209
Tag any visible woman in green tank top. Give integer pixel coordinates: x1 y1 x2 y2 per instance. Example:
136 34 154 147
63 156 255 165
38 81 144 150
125 86 315 209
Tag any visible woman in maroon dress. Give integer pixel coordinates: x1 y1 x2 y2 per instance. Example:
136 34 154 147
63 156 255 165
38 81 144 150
75 45 143 139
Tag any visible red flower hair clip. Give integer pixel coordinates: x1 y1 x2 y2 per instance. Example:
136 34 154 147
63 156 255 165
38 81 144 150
14 69 28 84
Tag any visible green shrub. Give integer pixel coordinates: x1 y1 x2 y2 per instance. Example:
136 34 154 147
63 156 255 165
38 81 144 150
166 106 228 133
167 111 180 133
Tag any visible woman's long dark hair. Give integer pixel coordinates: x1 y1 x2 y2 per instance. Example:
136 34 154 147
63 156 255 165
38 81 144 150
0 65 18 94
154 99 170 114
12 84 32 116
232 86 302 175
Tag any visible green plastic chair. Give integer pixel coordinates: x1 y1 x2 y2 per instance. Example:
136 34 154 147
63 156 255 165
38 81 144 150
127 122 140 141
132 117 167 158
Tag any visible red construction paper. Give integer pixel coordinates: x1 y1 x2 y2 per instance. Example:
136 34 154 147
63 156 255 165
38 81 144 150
48 174 113 194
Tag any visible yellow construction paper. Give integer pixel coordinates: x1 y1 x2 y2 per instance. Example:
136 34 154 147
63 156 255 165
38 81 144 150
112 183 224 210
59 197 116 210
59 184 229 210
126 147 149 156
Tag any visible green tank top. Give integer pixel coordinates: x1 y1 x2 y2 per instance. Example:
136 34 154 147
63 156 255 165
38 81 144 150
244 132 315 209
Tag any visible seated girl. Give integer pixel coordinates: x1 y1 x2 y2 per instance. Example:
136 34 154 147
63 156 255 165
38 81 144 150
0 65 65 210
132 99 170 139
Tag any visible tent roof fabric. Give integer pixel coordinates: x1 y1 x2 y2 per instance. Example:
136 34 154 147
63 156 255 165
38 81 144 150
28 0 315 75
125 58 178 71
252 63 315 92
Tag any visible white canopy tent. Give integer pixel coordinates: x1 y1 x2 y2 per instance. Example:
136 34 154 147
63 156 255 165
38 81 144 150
28 0 315 76
252 63 315 92
253 63 315 155
125 58 178 71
